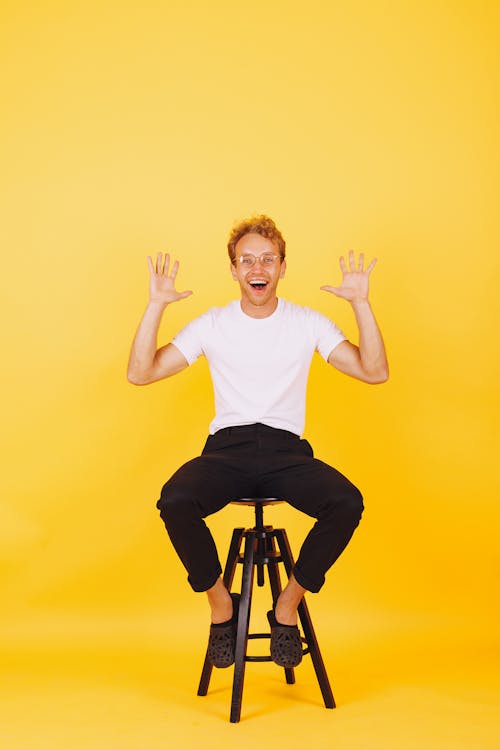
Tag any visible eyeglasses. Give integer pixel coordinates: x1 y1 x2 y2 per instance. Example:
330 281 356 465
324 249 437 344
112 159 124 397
237 253 281 267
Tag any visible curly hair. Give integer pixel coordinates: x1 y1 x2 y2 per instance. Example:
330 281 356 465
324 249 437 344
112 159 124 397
227 214 286 264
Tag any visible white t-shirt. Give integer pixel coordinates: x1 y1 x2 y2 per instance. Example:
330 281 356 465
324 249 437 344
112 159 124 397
172 298 346 436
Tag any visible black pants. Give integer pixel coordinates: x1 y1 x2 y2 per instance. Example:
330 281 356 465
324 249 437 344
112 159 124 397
156 423 364 593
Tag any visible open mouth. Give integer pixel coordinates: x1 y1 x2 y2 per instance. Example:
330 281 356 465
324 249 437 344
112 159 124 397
248 279 268 292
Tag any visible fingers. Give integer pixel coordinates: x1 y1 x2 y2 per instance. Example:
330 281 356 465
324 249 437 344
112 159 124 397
160 252 170 276
349 250 356 271
339 251 377 274
154 252 171 276
150 252 182 277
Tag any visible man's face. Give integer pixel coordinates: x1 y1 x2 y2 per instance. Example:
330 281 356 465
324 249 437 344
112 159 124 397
230 232 286 310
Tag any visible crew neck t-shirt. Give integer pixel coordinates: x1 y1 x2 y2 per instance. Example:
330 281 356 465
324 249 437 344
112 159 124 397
171 298 346 436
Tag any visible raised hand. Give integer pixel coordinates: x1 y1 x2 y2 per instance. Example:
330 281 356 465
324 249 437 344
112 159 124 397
320 250 376 303
147 252 193 305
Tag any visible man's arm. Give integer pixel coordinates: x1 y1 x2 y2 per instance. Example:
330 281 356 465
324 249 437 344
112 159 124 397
321 251 389 384
127 253 192 385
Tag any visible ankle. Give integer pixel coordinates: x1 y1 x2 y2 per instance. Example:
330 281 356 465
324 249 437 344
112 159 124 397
275 575 306 626
275 597 298 626
211 597 233 624
207 580 233 624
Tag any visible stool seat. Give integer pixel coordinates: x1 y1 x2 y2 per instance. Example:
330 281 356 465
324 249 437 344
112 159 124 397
231 497 283 506
197 497 335 722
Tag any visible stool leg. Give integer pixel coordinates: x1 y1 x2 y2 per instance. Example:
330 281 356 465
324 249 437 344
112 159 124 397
223 527 246 589
230 531 256 723
265 533 295 685
197 527 245 697
275 528 336 709
256 531 266 586
254 504 266 587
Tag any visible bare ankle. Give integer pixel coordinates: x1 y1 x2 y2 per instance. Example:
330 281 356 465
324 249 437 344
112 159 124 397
275 597 298 626
206 579 233 624
275 575 306 626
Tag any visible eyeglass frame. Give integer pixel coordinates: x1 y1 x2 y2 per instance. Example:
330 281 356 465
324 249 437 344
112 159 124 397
235 253 283 267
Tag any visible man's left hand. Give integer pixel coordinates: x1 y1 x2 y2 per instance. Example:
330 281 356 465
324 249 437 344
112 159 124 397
321 250 377 303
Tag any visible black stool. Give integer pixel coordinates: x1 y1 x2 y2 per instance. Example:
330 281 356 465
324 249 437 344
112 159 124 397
197 498 335 722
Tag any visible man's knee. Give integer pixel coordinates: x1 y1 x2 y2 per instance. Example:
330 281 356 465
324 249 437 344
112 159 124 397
346 485 364 523
323 483 364 524
156 483 196 524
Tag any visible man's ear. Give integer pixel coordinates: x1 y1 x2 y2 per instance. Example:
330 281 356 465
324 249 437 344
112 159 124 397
279 259 287 279
230 261 238 280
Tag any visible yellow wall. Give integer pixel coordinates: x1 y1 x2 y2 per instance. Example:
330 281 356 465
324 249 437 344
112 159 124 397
1 0 498 637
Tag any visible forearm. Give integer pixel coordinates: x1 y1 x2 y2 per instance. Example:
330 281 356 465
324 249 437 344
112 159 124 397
127 300 168 381
351 299 389 381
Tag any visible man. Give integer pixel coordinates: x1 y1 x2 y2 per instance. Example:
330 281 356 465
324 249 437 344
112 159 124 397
127 215 388 669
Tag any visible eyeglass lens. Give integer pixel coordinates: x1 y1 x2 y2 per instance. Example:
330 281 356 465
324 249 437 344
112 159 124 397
239 254 277 266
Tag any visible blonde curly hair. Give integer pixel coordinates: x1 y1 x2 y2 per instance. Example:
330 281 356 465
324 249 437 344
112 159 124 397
227 215 286 264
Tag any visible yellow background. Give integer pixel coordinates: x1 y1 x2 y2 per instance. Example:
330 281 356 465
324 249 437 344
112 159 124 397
1 0 498 746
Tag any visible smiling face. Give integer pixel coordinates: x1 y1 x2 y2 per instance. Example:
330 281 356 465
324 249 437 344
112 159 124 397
230 232 286 318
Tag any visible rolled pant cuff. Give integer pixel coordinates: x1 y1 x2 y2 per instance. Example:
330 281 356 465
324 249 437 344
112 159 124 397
292 565 323 594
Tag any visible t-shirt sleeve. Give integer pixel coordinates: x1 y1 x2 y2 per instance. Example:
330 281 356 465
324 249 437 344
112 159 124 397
311 309 347 362
171 312 209 366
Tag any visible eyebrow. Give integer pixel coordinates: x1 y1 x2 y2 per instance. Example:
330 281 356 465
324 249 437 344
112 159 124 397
240 251 274 255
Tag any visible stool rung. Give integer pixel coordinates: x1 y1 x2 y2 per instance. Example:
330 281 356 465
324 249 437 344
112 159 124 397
244 634 311 662
236 553 283 565
245 634 273 662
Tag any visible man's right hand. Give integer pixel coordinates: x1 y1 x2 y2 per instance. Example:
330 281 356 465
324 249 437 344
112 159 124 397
147 252 193 304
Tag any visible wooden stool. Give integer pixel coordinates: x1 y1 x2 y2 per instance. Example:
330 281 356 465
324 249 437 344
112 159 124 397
197 498 335 722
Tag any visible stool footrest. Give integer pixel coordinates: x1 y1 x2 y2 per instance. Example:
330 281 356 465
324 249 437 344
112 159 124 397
237 553 283 565
245 633 273 662
244 633 310 662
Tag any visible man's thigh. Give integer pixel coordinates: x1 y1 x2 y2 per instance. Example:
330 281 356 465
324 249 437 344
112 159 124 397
257 443 362 519
158 450 256 518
